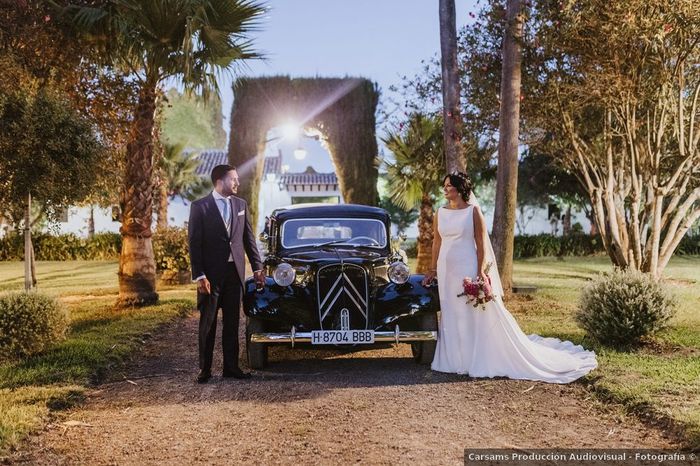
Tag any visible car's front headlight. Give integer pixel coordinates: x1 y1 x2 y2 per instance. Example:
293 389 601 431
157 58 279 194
273 262 295 286
388 261 410 284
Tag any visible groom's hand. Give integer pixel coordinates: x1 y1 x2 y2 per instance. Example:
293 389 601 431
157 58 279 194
253 270 265 290
197 277 211 295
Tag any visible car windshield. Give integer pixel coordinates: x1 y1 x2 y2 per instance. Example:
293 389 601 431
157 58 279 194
281 218 387 249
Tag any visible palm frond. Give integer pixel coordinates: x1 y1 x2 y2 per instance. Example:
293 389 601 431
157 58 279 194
62 0 266 95
381 113 445 210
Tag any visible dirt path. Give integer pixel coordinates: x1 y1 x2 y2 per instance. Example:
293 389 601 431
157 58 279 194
9 312 679 465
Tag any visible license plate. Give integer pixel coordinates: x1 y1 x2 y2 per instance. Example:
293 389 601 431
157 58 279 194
311 330 375 345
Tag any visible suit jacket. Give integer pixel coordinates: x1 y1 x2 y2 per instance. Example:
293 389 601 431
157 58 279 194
188 193 263 286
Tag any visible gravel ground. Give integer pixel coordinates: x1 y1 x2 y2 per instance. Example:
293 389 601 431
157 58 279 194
8 311 681 465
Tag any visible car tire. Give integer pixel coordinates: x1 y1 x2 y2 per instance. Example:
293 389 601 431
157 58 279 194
411 312 438 365
246 317 268 370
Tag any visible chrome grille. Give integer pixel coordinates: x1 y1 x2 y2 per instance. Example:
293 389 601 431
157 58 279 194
316 263 369 330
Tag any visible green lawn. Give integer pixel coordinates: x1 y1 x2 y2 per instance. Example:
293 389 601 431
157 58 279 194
0 261 195 454
410 255 700 448
0 260 121 296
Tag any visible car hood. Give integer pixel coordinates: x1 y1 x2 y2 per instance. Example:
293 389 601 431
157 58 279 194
280 247 387 263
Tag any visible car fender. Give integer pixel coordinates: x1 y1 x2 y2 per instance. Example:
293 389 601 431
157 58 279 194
373 274 439 328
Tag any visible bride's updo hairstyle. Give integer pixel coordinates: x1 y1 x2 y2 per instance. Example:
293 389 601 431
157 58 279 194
443 171 473 202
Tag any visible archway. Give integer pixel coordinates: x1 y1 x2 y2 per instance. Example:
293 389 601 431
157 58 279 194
228 76 380 229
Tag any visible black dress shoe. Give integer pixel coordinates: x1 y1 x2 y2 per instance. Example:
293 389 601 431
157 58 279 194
222 368 252 379
196 370 212 383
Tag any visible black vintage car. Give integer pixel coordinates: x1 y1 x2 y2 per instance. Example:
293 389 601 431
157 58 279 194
242 204 439 369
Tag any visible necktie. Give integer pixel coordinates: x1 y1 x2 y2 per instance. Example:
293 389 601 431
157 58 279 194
221 198 230 227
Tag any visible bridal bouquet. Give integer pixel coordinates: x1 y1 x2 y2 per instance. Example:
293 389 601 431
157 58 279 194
457 263 494 310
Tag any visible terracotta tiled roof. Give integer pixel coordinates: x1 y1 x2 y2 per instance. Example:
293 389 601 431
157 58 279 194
194 150 228 177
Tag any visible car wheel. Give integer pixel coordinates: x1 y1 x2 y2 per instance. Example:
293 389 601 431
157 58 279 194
246 317 268 370
411 312 437 365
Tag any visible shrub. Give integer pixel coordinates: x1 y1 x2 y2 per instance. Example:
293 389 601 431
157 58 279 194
152 227 190 273
575 268 677 347
0 292 69 360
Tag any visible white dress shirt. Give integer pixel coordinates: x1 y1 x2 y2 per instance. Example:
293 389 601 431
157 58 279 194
212 190 235 263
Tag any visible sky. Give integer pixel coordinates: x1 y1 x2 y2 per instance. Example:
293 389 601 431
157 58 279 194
216 0 477 173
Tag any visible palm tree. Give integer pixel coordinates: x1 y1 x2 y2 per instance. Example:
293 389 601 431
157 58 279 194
155 142 212 229
438 0 465 173
492 0 524 297
379 196 419 237
62 0 265 306
383 114 445 273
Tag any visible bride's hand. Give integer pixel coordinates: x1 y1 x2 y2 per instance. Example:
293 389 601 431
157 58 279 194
479 271 494 299
421 270 437 287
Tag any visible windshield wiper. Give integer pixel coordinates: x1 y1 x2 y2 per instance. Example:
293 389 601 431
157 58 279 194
317 238 354 248
316 238 378 248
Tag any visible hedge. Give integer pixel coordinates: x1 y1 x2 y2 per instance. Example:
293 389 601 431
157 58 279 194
0 233 122 261
677 234 700 255
400 234 605 259
513 233 605 259
512 233 700 258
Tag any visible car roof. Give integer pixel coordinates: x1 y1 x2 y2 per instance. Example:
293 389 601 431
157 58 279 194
270 203 390 222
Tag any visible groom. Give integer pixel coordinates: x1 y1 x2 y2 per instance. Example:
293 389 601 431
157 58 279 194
188 164 265 383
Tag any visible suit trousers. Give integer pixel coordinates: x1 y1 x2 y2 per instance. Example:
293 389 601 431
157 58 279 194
197 262 242 373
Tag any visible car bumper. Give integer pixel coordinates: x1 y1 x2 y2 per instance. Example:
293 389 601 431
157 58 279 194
250 328 437 345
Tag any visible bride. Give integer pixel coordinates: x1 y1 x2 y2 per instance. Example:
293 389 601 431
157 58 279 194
421 171 598 383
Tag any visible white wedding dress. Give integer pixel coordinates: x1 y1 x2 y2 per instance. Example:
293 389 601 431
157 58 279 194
430 205 598 383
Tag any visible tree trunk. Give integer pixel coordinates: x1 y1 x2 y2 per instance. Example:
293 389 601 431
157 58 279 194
491 0 524 297
30 236 36 288
23 192 34 291
416 193 435 273
118 79 159 307
88 205 95 239
562 205 572 235
439 0 465 173
156 181 168 230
